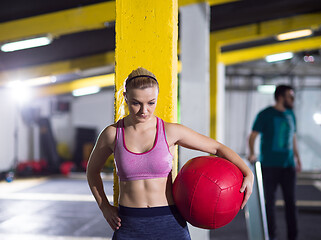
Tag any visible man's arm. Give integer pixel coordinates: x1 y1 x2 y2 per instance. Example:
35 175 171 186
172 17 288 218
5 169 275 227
248 131 259 163
293 133 302 172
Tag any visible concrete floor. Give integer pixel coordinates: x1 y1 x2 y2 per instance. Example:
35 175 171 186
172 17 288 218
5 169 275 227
0 172 320 240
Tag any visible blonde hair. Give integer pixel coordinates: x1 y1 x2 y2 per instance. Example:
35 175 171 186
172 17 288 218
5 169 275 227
125 67 159 92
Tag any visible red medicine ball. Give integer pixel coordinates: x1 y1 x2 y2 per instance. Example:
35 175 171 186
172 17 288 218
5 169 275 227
172 156 244 229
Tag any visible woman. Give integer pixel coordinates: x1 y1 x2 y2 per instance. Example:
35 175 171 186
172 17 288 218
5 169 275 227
86 67 254 240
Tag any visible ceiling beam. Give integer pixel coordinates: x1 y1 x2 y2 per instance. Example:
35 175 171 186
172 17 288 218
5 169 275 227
0 0 236 43
220 35 321 65
207 0 238 6
0 52 115 86
0 1 320 46
0 51 183 87
32 61 181 98
33 73 115 98
211 11 321 46
179 0 238 7
0 1 115 43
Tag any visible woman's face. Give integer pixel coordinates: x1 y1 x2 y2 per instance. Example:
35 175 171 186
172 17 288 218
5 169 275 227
124 86 158 122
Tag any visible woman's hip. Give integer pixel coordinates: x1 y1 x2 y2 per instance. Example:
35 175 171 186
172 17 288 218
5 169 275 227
112 205 191 240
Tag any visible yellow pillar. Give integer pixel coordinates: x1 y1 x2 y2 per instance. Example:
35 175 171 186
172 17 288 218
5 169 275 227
114 0 178 206
209 37 221 140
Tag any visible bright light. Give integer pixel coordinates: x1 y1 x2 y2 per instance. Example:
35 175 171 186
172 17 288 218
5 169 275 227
7 80 23 88
313 113 321 125
7 76 56 88
1 35 52 52
257 85 276 94
265 52 293 63
8 80 32 103
72 86 101 97
25 76 57 86
276 29 313 41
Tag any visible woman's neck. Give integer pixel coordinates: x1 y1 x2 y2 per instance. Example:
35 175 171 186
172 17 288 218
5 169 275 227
125 115 156 130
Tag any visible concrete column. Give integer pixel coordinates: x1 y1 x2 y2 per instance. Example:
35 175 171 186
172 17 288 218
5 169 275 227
210 37 226 142
179 3 210 240
216 62 225 143
33 125 40 160
114 0 178 206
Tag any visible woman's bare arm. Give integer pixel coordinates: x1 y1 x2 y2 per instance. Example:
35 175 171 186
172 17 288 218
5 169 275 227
165 122 254 209
86 124 121 230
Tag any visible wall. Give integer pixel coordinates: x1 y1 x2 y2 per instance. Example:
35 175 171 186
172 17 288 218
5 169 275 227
0 88 114 172
225 89 273 154
295 88 321 170
224 77 321 171
72 89 114 133
0 88 17 172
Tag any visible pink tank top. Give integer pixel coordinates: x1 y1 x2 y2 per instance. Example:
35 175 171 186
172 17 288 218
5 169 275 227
114 117 173 181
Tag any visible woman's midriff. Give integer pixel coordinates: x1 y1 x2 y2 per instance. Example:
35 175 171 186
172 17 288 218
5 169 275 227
119 176 175 208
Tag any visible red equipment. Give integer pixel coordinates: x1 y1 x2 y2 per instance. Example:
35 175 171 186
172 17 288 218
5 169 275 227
172 156 244 229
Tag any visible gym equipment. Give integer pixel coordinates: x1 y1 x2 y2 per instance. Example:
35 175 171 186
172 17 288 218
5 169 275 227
173 156 244 229
73 127 96 169
60 161 76 176
16 160 48 176
245 161 269 240
39 118 61 172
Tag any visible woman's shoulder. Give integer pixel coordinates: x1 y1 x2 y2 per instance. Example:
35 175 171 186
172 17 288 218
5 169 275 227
104 122 117 132
98 122 118 146
162 119 178 127
162 120 185 135
163 120 201 137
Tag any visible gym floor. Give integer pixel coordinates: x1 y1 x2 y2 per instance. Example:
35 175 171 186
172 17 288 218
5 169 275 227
0 172 320 240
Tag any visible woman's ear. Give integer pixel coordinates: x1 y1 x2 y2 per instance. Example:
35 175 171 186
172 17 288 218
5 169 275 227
123 92 128 103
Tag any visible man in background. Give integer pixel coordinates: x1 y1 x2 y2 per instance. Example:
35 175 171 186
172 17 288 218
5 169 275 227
248 85 302 240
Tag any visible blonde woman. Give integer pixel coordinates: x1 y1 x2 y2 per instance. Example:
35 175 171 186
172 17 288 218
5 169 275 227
87 67 254 240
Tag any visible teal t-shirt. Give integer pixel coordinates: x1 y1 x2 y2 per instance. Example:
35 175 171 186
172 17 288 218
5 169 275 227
252 106 296 168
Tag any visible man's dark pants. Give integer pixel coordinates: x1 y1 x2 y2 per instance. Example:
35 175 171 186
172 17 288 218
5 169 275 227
262 167 298 240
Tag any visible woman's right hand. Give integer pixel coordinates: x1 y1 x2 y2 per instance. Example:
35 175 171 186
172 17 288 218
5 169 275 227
102 204 121 231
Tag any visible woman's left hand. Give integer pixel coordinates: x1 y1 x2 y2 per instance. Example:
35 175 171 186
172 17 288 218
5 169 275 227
239 172 254 209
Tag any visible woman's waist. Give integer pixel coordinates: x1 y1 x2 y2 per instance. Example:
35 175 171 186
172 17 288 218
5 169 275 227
118 176 174 207
119 191 174 208
118 204 179 217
